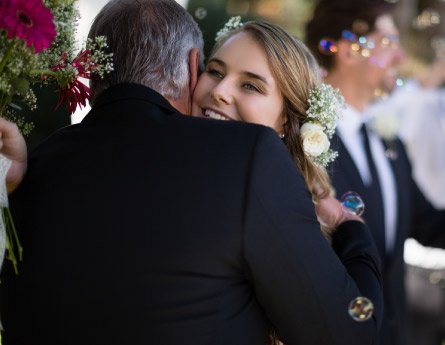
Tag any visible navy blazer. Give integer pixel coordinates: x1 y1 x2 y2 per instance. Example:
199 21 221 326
1 84 382 345
329 133 445 345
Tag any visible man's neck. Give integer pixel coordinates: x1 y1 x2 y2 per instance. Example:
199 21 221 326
324 72 372 113
166 89 192 115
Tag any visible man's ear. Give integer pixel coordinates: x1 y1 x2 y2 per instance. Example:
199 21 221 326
188 48 200 94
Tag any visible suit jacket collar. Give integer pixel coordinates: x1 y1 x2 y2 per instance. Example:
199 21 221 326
90 83 179 116
330 133 364 189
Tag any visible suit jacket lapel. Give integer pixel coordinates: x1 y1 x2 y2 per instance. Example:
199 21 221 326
330 134 368 196
330 133 387 261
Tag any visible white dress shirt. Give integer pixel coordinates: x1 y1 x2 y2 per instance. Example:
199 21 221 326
337 105 398 254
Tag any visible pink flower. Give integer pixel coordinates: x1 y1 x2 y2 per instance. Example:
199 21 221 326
0 0 56 53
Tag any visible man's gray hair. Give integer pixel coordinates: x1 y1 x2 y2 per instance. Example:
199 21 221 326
88 0 204 103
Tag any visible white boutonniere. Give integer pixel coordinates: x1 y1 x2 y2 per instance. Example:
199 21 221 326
371 111 399 160
372 111 399 141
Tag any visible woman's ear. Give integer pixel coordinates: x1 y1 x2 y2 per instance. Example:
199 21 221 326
279 111 288 136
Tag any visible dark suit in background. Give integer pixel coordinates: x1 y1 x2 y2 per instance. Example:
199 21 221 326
0 83 382 345
330 133 445 345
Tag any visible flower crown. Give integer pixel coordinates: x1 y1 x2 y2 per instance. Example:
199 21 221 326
215 16 243 41
301 84 345 167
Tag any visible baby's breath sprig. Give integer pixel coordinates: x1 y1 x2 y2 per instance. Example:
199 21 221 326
215 16 243 42
84 36 114 78
306 84 345 137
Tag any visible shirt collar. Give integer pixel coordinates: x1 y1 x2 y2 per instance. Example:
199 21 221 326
337 104 375 137
337 104 364 137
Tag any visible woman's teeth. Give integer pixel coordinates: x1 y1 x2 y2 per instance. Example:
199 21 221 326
204 109 229 121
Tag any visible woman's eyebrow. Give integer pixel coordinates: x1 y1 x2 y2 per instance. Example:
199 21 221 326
209 57 268 84
207 57 225 67
242 71 267 84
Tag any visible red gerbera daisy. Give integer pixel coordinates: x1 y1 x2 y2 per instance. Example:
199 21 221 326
55 79 92 115
0 0 56 53
47 51 94 115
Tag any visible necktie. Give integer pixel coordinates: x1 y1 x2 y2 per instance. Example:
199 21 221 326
360 123 386 253
360 124 381 190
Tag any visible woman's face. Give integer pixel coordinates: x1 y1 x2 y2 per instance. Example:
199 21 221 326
191 32 285 133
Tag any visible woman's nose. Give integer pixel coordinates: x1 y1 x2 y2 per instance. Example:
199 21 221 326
210 80 233 105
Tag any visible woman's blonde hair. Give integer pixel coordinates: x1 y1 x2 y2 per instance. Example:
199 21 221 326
211 21 333 238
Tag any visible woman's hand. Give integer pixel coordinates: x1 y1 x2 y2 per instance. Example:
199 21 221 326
0 117 28 194
315 194 364 232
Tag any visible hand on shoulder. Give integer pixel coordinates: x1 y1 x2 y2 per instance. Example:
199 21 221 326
315 194 365 234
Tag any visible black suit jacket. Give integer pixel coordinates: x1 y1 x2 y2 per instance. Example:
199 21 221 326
329 133 445 345
1 84 382 345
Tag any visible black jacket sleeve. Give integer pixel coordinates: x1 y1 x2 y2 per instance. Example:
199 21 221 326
242 128 383 345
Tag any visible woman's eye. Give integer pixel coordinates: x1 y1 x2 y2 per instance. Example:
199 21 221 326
208 69 223 79
242 83 260 92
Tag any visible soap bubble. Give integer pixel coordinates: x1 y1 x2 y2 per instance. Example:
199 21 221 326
340 191 365 216
194 8 207 20
348 297 374 322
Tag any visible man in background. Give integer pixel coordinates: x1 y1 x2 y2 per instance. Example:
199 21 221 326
306 1 445 344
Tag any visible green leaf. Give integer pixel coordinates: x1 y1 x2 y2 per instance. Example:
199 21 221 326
11 78 30 95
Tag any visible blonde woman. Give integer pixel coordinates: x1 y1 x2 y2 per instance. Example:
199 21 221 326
192 20 343 238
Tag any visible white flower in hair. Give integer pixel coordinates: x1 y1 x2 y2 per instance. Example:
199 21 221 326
215 16 243 41
301 122 330 157
303 83 345 167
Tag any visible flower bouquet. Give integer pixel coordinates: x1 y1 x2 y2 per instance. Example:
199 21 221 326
0 0 113 273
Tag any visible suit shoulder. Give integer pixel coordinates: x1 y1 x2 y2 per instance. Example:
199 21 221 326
181 115 281 145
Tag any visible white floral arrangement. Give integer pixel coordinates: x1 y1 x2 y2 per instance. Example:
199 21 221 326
303 83 345 167
215 16 243 41
372 111 399 141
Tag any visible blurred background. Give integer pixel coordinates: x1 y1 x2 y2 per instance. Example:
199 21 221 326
185 0 445 74
64 0 445 124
